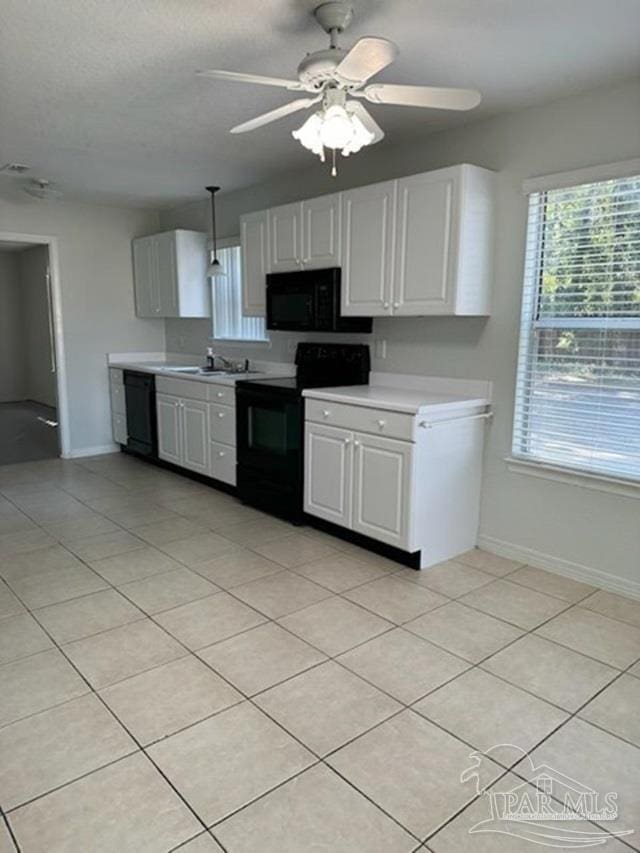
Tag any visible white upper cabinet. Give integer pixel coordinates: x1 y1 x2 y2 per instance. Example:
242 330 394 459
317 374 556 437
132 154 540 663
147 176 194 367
340 180 396 316
133 229 208 319
241 209 270 316
302 193 341 269
269 202 303 272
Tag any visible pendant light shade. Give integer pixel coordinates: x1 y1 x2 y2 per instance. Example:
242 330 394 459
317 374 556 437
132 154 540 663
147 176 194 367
206 185 226 278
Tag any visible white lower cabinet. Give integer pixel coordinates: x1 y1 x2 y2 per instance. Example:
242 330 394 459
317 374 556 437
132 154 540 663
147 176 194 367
304 424 353 528
157 393 209 475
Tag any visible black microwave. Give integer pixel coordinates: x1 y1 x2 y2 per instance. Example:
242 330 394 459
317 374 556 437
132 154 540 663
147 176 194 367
266 268 372 333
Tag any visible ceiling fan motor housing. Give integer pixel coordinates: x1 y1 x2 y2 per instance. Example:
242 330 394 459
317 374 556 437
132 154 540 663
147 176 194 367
297 48 348 87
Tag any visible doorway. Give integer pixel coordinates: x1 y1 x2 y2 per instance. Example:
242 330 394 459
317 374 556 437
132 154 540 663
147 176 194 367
0 237 66 464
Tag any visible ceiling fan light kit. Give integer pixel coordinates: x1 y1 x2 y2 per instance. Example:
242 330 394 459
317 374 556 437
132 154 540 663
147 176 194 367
198 1 481 175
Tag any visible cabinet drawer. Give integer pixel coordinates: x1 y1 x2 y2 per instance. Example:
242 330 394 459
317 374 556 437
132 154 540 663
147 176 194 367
156 376 208 401
210 440 236 486
112 413 127 445
305 399 415 441
209 403 236 445
207 384 236 406
109 368 124 385
110 382 126 415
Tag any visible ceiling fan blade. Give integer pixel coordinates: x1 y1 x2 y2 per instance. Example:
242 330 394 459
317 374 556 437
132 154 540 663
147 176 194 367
197 69 305 91
230 97 320 134
334 37 398 85
363 83 481 111
346 101 384 144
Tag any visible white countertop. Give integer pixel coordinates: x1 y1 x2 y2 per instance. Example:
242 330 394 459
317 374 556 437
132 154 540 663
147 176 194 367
109 360 294 386
302 383 489 415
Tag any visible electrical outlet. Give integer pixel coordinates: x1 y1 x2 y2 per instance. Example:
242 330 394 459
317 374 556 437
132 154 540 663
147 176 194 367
374 339 387 359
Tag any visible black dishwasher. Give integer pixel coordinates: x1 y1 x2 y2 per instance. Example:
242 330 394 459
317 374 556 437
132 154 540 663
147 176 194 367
124 371 157 458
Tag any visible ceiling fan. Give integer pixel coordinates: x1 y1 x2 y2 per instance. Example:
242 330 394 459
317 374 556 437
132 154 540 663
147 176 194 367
198 1 481 174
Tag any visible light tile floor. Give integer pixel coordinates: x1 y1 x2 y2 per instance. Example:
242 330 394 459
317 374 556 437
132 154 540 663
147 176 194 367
0 452 638 852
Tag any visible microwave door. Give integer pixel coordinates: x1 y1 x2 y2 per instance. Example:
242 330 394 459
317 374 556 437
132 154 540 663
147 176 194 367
267 287 314 331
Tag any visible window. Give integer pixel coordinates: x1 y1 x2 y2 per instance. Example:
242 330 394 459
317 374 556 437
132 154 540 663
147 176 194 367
211 243 268 342
513 169 640 482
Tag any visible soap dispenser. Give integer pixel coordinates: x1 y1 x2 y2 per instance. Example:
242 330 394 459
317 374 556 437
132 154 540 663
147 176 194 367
206 347 215 371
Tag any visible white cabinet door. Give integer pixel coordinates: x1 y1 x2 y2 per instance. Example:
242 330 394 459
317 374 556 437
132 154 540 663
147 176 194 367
304 423 353 528
181 398 209 475
112 413 127 445
154 231 179 317
132 236 160 317
393 171 457 315
302 194 341 269
341 180 395 316
351 432 413 549
241 209 270 316
156 393 182 466
269 203 302 273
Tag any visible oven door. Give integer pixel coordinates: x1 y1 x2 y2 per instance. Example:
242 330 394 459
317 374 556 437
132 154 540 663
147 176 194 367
236 386 303 480
266 281 315 331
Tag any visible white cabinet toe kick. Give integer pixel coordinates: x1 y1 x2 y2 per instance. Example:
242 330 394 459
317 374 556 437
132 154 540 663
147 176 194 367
303 392 490 569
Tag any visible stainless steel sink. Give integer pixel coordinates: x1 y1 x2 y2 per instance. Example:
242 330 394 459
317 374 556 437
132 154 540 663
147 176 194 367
161 366 259 378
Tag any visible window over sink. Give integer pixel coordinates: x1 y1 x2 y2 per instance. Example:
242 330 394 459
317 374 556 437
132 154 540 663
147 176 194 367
211 242 268 342
512 164 640 483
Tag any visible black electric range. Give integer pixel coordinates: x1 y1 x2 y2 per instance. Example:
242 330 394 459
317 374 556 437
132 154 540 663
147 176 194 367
236 343 370 522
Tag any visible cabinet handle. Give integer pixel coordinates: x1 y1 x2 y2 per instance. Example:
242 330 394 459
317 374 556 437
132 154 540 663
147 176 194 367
216 392 224 398
382 302 390 309
377 419 386 428
344 438 351 445
322 409 330 418
354 440 361 447
295 258 301 265
218 412 225 418
393 302 400 309
218 451 225 457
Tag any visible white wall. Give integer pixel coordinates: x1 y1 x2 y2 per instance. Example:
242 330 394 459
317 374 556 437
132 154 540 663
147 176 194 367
0 195 164 456
0 251 26 402
161 76 640 594
18 245 57 408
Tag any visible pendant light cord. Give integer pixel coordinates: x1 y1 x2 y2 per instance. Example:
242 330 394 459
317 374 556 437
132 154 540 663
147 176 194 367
206 185 220 261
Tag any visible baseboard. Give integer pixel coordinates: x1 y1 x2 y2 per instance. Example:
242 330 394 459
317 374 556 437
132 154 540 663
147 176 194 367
478 534 640 601
62 443 118 459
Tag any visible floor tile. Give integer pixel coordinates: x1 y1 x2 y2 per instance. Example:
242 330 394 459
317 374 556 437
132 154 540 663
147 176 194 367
35 589 143 644
460 579 568 630
254 661 401 756
0 529 56 558
396 560 494 598
0 820 14 853
215 763 415 853
507 565 596 602
0 613 52 664
43 515 121 542
191 549 283 589
0 582 25 620
9 752 201 853
63 619 186 688
0 544 82 580
327 710 502 839
156 592 267 650
405 601 523 663
292 553 389 592
481 634 618 711
232 570 331 618
148 702 314 825
580 589 640 628
519 718 640 838
8 563 108 609
428 771 629 853
90 546 184 585
252 533 339 568
175 834 224 853
0 649 89 726
118 568 219 614
279 596 392 656
0 693 136 809
111 507 181 530
579 674 640 746
100 656 241 745
338 628 470 704
0 512 36 536
160 532 241 566
536 606 640 668
344 575 449 624
414 668 568 763
64 530 145 562
129 517 209 547
223 517 295 548
456 549 524 576
336 542 405 571
199 622 326 695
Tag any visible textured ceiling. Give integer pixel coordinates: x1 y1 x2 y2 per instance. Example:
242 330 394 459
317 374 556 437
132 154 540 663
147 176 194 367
1 0 639 209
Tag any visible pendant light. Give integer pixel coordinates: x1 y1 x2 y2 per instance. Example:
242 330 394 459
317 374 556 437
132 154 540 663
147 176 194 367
206 185 225 278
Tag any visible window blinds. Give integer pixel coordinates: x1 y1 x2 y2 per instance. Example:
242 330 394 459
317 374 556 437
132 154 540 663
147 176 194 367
512 172 640 481
211 245 267 342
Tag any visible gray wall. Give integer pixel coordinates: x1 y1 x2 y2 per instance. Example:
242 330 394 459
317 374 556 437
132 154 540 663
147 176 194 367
18 245 57 408
161 76 640 591
0 251 27 402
